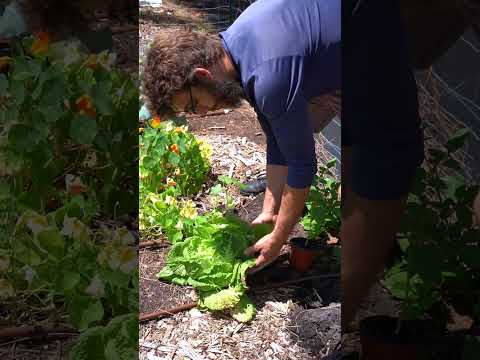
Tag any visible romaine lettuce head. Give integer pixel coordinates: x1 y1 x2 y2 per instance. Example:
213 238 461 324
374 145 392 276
157 213 257 320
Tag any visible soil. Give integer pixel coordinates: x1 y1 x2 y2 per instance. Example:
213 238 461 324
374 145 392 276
140 247 197 314
187 103 266 147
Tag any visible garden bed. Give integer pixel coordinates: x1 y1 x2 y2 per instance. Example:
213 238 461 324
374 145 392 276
138 120 341 358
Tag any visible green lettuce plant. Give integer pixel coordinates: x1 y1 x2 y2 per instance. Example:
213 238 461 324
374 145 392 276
157 212 257 322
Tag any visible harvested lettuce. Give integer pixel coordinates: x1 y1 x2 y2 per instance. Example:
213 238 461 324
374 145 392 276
158 212 257 322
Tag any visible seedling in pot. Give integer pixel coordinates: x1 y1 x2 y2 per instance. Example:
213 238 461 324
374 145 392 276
290 159 341 272
301 159 341 247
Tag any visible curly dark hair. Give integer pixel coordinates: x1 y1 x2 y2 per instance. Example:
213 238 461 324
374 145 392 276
142 28 225 117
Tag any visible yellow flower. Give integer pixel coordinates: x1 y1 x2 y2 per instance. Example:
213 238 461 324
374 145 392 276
180 200 198 219
31 31 50 56
139 127 144 134
174 168 181 176
84 54 98 70
113 227 135 246
164 195 177 206
118 247 137 273
198 139 213 161
97 245 137 274
174 126 185 134
19 211 49 235
148 194 161 204
151 117 161 128
60 216 89 242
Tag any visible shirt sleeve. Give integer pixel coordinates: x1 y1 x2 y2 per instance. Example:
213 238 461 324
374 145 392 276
252 57 317 189
255 112 287 166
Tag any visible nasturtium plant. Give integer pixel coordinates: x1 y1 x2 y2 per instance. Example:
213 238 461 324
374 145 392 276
69 313 138 360
139 187 198 244
139 122 211 196
158 212 257 322
301 159 341 240
0 33 138 357
0 35 138 217
3 209 138 330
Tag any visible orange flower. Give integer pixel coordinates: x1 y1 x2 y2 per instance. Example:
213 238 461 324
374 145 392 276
75 95 97 118
84 55 98 70
170 144 180 154
69 184 86 196
151 117 161 128
139 127 144 134
166 178 177 187
174 127 184 133
31 31 50 56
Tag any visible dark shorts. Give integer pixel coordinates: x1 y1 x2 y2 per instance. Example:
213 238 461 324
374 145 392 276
342 0 425 200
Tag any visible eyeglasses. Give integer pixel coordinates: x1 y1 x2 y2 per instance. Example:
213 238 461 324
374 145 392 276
169 84 196 115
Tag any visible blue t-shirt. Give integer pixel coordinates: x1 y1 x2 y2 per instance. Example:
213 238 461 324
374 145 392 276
220 0 341 188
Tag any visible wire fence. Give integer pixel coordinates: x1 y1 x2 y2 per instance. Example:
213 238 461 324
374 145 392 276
140 0 256 32
418 28 480 182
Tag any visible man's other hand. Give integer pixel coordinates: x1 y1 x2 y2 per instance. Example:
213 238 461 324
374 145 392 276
244 232 284 268
251 212 277 226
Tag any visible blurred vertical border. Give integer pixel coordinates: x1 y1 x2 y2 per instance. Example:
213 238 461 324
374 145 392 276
0 1 139 359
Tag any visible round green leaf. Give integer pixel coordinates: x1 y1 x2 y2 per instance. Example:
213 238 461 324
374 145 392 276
70 115 98 144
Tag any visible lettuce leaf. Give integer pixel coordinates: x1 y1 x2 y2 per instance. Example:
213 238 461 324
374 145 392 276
230 294 256 323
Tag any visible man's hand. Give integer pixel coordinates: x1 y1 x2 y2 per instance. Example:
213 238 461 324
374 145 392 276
251 212 277 226
244 232 285 268
247 185 309 269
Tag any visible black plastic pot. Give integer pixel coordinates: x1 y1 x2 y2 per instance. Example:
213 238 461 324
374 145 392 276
289 236 327 272
360 315 468 360
360 316 430 360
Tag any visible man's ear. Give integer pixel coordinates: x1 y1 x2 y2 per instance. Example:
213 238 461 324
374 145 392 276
192 68 214 82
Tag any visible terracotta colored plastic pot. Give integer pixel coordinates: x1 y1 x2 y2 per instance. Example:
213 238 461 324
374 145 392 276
289 237 325 273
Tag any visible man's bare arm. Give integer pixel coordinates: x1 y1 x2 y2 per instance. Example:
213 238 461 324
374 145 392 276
252 164 288 225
